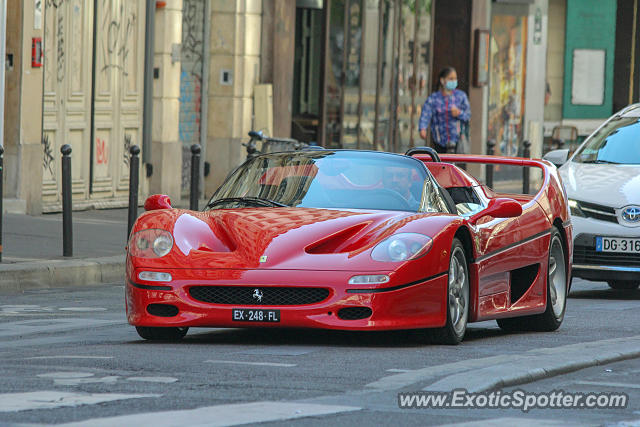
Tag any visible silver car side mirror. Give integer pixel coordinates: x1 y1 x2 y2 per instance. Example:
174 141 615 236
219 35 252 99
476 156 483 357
543 149 570 167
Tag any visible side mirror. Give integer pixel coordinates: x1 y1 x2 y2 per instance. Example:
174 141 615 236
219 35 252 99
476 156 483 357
144 194 172 211
470 197 523 224
542 149 570 167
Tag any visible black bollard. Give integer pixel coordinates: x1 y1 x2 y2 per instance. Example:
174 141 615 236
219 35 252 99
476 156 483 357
0 145 3 263
127 145 141 239
522 140 531 194
486 140 495 189
190 144 201 211
61 144 73 257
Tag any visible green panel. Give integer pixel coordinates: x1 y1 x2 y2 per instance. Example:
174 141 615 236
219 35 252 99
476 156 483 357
563 0 617 118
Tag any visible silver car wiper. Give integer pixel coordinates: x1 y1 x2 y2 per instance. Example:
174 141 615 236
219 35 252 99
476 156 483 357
581 159 621 164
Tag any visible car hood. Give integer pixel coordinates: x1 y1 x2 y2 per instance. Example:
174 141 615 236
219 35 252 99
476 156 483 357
131 207 458 271
559 161 640 208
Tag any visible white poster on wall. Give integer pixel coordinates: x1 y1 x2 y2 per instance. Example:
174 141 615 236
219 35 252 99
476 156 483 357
571 49 605 105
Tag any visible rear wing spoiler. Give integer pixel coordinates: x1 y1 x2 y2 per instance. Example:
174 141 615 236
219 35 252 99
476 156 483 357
411 153 555 197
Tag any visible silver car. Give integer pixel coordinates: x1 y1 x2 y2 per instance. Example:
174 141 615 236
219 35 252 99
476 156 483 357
544 104 640 290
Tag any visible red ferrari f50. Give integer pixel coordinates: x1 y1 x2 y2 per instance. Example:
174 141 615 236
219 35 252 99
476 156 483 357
125 148 572 344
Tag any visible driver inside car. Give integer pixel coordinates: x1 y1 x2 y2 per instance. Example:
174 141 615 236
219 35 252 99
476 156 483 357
382 166 421 210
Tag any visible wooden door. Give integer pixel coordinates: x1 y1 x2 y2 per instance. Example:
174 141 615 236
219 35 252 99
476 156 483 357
42 0 94 210
42 0 145 210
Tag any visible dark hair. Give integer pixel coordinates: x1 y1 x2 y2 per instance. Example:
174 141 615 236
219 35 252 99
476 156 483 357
438 66 456 89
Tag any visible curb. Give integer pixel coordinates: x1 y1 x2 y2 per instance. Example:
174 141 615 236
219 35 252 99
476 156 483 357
365 335 640 393
423 335 640 392
0 255 125 293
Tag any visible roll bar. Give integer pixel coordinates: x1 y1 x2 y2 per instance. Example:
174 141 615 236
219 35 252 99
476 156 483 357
405 146 441 162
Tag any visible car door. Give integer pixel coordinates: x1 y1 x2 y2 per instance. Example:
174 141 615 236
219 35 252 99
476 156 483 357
472 210 523 320
473 193 553 320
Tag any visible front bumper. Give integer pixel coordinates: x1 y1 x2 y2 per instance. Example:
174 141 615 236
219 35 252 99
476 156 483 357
571 215 640 281
125 268 448 331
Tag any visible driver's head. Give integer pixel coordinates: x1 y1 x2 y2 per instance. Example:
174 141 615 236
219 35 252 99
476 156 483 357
382 166 412 199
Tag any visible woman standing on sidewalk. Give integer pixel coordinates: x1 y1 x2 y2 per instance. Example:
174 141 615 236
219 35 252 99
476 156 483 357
418 67 471 154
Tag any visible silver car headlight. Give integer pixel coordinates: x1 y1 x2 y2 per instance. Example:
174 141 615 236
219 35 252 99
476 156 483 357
371 233 433 262
568 199 586 217
129 229 174 258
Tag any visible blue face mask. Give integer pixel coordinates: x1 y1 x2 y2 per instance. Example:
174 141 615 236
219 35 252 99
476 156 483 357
445 80 458 91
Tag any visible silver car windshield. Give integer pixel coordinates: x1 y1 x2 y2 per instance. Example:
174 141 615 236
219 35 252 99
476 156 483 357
206 150 446 213
573 117 640 165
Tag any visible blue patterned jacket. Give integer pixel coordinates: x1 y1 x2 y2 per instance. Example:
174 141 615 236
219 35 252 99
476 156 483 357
418 90 471 148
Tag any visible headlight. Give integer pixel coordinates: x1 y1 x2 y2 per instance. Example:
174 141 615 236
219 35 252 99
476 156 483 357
129 229 174 258
371 233 433 262
348 274 390 285
568 199 585 217
138 271 172 282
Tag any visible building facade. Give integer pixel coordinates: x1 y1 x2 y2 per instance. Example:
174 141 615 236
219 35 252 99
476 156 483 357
2 0 638 214
544 0 640 146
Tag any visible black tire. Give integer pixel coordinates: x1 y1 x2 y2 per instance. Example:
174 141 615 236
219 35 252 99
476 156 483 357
135 326 189 341
607 281 639 290
428 238 469 345
497 227 567 332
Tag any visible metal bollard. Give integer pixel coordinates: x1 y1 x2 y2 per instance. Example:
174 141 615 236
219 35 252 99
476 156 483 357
522 140 531 194
486 140 495 189
61 144 73 257
190 144 201 211
127 145 141 239
0 145 3 263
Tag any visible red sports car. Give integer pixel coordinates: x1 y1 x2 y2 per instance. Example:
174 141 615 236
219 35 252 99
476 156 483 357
125 148 572 344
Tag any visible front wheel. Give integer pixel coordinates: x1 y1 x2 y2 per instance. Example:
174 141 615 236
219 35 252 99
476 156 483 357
135 326 189 341
428 238 469 345
607 281 639 290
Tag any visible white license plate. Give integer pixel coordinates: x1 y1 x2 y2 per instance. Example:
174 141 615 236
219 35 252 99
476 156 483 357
596 237 640 253
232 308 280 322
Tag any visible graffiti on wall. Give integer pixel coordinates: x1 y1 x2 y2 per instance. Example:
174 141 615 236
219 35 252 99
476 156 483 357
179 0 205 190
179 73 201 143
56 9 65 82
182 1 204 76
100 0 136 76
96 138 108 165
45 0 65 7
42 134 55 176
123 134 132 168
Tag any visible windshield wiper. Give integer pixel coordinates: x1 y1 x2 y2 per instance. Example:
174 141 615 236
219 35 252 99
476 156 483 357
206 197 287 209
581 159 620 164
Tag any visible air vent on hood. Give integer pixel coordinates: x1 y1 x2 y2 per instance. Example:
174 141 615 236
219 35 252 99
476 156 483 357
305 222 370 254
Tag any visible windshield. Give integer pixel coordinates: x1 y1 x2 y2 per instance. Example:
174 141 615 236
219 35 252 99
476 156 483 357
206 150 447 213
572 117 640 164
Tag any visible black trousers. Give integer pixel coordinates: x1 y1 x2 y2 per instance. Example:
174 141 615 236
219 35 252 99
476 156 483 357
433 144 452 154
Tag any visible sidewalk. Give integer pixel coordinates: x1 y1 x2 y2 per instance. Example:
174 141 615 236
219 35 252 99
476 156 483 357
0 198 211 293
0 208 129 293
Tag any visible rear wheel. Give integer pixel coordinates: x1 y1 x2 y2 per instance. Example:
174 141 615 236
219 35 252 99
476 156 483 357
428 238 469 345
135 326 189 341
497 228 567 332
607 281 639 290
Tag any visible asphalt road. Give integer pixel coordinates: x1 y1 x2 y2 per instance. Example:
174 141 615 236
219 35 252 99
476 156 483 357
0 279 638 426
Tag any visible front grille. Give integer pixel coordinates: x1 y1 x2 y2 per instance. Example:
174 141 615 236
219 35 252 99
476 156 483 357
337 307 372 320
147 303 179 317
574 245 640 266
189 286 330 305
576 201 617 224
